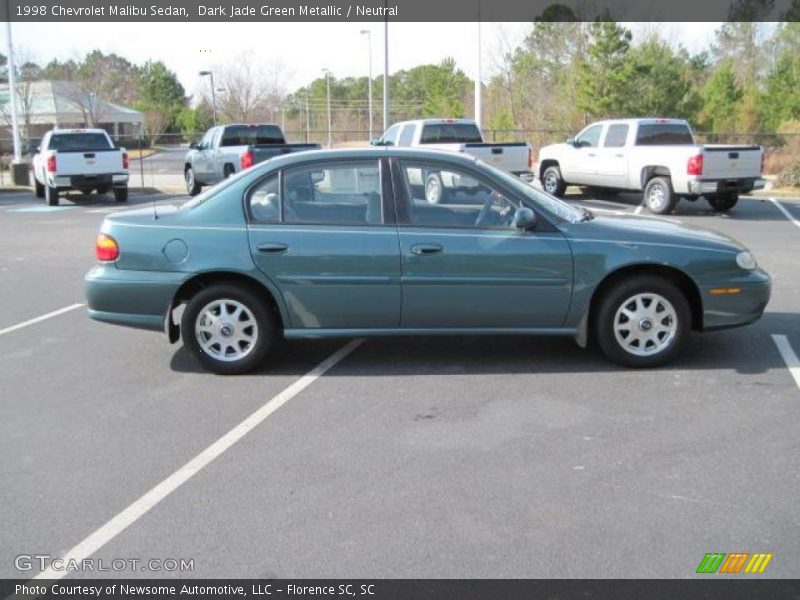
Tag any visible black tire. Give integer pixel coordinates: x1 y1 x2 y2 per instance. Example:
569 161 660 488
542 165 567 197
424 172 447 204
96 186 110 195
644 176 676 215
181 284 277 375
594 275 691 368
35 179 44 198
223 164 235 179
113 186 128 202
185 167 202 196
44 183 59 206
707 193 738 212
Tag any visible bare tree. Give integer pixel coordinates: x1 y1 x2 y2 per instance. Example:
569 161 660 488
141 107 170 144
215 55 288 123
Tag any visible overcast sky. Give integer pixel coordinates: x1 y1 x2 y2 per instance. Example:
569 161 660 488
5 21 720 100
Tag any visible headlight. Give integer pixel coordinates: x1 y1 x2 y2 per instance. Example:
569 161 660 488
736 251 757 271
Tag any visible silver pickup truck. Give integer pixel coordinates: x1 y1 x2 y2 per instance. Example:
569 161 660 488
537 118 765 214
373 118 533 203
184 124 320 196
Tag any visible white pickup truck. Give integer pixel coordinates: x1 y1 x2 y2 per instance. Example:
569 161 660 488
32 129 129 206
537 118 765 214
373 118 533 203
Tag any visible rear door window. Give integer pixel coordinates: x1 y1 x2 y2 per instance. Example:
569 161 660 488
603 124 629 148
398 124 416 147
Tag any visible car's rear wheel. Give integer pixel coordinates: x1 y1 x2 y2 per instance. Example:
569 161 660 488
707 193 738 212
542 165 567 197
644 176 676 214
595 275 690 368
182 284 276 375
35 180 44 198
44 183 59 206
114 186 128 202
185 167 202 196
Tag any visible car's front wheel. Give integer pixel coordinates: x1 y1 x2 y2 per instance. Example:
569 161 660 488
595 275 690 368
181 284 276 375
185 167 202 196
542 165 567 197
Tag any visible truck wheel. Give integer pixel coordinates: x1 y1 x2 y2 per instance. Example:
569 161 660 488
113 187 128 202
185 167 202 196
707 193 738 212
594 275 690 368
542 165 567 197
223 164 235 179
644 176 676 215
181 284 277 375
96 186 110 195
45 184 59 207
424 172 447 204
35 180 45 198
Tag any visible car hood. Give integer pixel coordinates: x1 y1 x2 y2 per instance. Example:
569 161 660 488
567 213 746 253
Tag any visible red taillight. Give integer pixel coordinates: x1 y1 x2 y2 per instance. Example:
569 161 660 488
687 153 703 176
241 150 254 170
46 154 57 173
96 233 119 262
122 152 129 170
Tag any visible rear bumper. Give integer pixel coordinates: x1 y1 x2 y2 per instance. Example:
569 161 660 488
702 269 771 331
687 178 766 195
51 173 128 190
84 265 188 333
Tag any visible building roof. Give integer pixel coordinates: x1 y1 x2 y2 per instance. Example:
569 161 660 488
0 80 142 125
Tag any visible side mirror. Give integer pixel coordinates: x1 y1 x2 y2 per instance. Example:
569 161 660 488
189 141 198 150
566 138 575 146
369 137 382 146
513 207 537 230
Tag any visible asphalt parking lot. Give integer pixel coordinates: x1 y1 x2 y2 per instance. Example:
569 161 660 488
1 187 799 579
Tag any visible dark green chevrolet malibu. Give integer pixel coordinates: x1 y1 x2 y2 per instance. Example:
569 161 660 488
85 148 770 374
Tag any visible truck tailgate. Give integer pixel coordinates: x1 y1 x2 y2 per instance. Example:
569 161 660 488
55 150 124 175
702 145 761 179
463 143 530 173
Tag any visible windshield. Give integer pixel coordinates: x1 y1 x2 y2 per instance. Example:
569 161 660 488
420 123 483 144
221 125 285 146
478 162 586 224
49 133 112 152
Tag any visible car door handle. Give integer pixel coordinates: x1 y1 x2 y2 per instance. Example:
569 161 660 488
257 243 288 254
587 153 597 157
411 244 443 256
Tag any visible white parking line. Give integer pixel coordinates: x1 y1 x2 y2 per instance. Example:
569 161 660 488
34 337 364 581
769 198 800 230
0 303 85 337
772 335 800 390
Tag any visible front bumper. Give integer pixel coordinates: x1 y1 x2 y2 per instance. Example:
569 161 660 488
688 178 766 195
702 268 771 330
85 265 187 333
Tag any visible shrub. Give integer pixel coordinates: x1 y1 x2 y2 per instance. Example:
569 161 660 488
776 160 800 188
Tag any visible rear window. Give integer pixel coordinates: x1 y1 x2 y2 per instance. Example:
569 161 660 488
420 123 483 144
48 133 112 152
221 125 285 146
635 123 694 146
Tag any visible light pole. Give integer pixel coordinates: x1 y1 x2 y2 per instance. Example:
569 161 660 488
475 20 482 128
199 70 217 126
383 13 389 131
323 68 332 148
5 18 27 185
360 29 374 139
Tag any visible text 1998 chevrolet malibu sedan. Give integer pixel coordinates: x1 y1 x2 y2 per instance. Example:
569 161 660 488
85 148 770 374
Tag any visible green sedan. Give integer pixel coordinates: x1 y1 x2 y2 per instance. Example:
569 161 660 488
85 148 771 374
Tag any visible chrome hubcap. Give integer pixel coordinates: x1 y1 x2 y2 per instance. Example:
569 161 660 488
613 293 677 357
195 299 258 362
648 185 665 209
426 177 441 203
544 172 558 193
